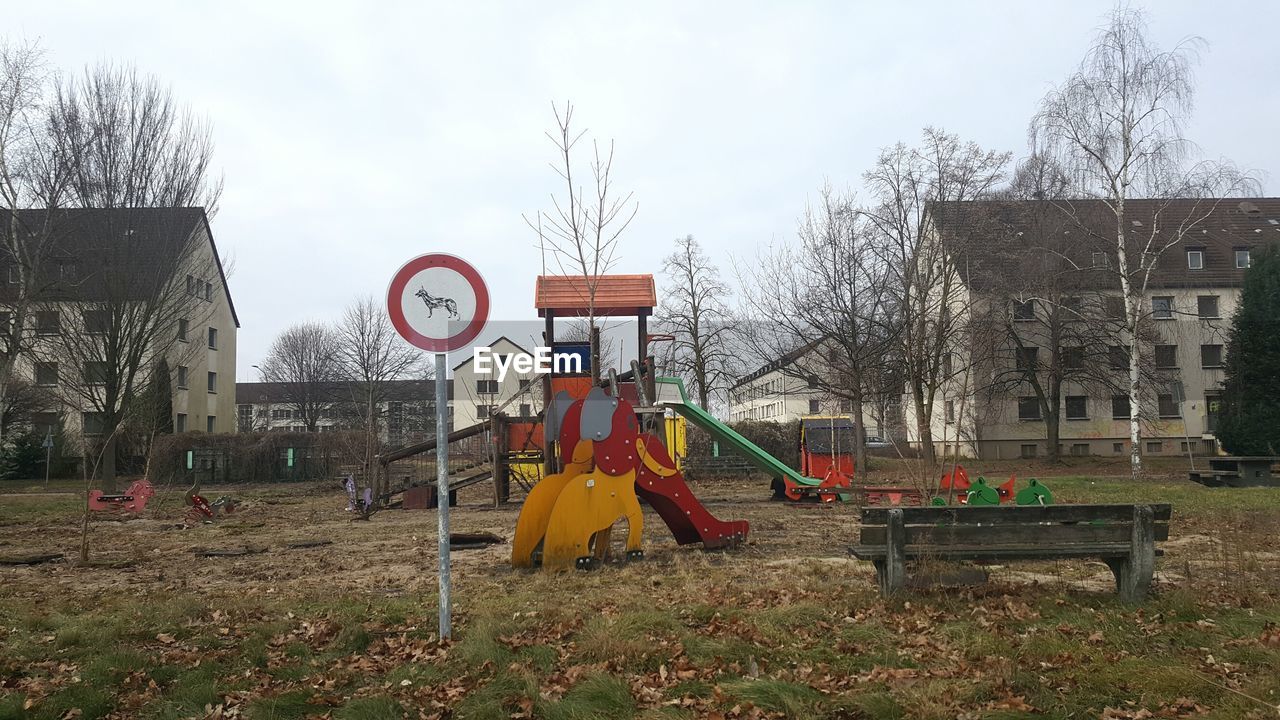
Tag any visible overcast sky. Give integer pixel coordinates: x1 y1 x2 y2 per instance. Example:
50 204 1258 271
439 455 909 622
6 1 1278 380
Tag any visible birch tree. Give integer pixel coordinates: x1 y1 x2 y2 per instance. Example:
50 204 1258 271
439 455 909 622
1031 6 1256 477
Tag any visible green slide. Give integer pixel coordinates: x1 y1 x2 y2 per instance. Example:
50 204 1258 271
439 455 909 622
655 376 819 489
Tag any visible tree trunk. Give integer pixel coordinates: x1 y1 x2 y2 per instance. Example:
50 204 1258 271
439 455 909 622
912 381 935 465
1046 411 1061 463
100 436 118 491
852 387 868 477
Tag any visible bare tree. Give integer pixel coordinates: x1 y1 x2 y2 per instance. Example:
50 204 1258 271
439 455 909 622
0 39 75 442
30 61 224 487
336 295 424 492
738 186 897 475
258 322 343 432
860 128 1010 465
524 101 637 381
657 235 738 409
1031 6 1257 477
44 210 215 484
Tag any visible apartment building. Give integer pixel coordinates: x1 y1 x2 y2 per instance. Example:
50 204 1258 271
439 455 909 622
452 336 542 427
235 379 451 443
727 344 888 438
915 197 1278 459
1 207 238 439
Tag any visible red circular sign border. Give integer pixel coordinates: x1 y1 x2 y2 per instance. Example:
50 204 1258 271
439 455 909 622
387 253 490 353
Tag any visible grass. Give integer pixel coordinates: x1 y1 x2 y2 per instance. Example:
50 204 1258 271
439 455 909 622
0 475 1277 718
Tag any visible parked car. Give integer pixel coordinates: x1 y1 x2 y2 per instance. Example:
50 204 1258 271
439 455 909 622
864 435 891 449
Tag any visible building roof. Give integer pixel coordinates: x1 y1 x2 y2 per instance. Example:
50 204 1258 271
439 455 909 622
0 207 240 327
534 274 656 317
236 379 452 404
451 335 533 372
931 198 1280 292
730 337 825 390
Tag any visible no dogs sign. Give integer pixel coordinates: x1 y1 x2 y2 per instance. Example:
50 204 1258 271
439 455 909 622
387 253 490 353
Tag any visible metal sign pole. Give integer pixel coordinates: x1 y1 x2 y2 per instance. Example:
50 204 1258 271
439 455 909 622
435 351 452 639
43 432 53 490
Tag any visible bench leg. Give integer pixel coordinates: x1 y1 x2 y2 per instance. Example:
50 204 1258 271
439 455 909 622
880 508 905 596
1107 505 1156 603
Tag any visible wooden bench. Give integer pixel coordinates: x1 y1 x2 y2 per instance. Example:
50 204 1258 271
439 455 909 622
849 504 1171 603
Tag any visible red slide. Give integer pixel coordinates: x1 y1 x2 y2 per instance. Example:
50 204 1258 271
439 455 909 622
634 433 749 548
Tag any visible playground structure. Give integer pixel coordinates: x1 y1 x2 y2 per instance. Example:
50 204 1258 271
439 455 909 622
87 478 155 515
933 465 1053 506
183 478 240 524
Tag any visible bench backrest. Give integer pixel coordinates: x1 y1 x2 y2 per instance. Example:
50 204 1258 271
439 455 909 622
859 504 1171 548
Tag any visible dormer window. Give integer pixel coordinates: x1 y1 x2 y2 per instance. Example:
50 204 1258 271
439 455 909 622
1186 249 1204 270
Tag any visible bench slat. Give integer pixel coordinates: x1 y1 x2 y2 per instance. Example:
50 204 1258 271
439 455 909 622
860 503 1171 525
860 522 1168 546
849 543 1166 561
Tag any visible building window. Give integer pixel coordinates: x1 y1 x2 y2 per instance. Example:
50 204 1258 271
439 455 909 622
177 365 189 389
7 265 19 284
1200 344 1223 368
1020 444 1037 459
1016 347 1038 371
945 400 955 423
838 399 853 413
1017 397 1041 421
82 412 106 435
83 361 108 385
1154 345 1178 369
808 399 820 414
1012 299 1035 321
207 416 216 433
1112 395 1130 419
1071 443 1090 457
1062 347 1084 370
476 379 498 394
207 371 217 393
83 309 109 334
1197 295 1219 318
1157 393 1180 418
477 404 492 419
60 262 78 281
0 312 10 336
204 281 213 302
237 405 252 432
1235 249 1251 269
35 310 60 335
186 274 196 295
1145 441 1163 454
208 327 218 349
176 413 187 432
1113 442 1125 454
1151 296 1174 319
1109 345 1129 369
1065 396 1087 420
35 362 58 387
178 318 189 342
519 378 532 390
942 352 953 377
1186 249 1204 270
519 403 531 417
1092 252 1109 268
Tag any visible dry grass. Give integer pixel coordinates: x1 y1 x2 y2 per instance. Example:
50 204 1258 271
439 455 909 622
1 465 1278 719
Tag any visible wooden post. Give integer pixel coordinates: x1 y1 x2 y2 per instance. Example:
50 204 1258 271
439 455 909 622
543 311 556 477
1120 504 1155 603
882 508 906 596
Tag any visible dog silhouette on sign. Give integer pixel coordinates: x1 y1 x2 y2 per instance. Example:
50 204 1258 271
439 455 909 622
415 286 459 319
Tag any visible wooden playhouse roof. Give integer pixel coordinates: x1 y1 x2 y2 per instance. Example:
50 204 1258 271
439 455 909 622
534 274 656 317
